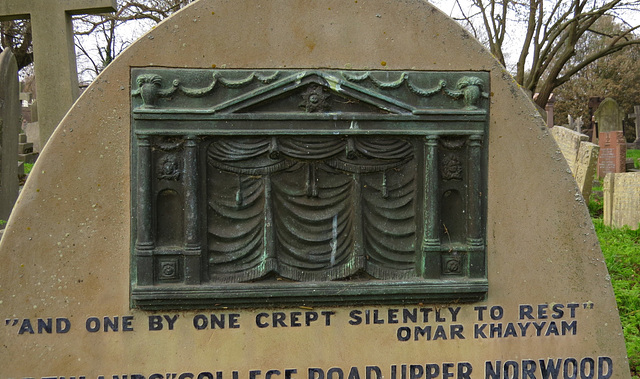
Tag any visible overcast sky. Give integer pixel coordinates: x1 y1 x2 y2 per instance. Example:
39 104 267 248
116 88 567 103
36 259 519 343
428 0 640 72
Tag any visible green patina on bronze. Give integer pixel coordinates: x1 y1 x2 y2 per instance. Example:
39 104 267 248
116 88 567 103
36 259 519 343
130 69 489 310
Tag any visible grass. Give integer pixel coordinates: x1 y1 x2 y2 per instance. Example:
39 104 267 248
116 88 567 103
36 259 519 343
629 149 640 169
24 162 33 175
588 157 639 375
592 204 640 376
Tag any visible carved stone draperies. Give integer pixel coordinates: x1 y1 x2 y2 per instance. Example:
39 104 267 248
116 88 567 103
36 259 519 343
131 69 489 309
207 136 417 282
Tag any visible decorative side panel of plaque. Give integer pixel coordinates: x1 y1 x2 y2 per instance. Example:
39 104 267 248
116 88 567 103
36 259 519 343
130 69 489 309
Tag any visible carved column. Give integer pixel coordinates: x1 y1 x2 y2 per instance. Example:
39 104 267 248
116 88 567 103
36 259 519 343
183 135 202 284
467 134 485 277
466 135 483 246
422 135 440 278
135 135 154 285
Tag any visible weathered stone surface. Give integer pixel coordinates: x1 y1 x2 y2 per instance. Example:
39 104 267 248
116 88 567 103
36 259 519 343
17 141 33 155
23 121 40 153
594 97 623 135
0 0 117 149
0 1 630 378
550 126 588 172
574 142 600 199
0 49 19 221
628 105 640 144
598 131 627 178
550 127 600 199
603 172 640 230
28 98 37 122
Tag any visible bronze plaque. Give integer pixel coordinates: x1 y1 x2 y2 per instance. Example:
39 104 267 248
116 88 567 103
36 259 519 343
131 69 489 309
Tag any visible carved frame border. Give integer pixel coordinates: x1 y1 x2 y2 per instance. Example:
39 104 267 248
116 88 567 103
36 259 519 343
130 68 489 310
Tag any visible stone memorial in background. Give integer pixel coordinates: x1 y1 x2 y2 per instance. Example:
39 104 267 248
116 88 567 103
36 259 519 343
594 98 623 141
603 172 640 230
575 116 584 134
0 0 117 149
598 131 627 178
18 132 38 164
588 96 604 142
0 49 20 221
567 114 583 133
0 1 631 378
550 126 600 199
575 142 600 199
550 125 588 173
628 105 640 149
545 93 555 127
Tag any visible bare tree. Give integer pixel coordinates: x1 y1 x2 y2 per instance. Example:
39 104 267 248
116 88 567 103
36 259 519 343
74 0 196 80
1 1 195 81
554 16 640 139
0 19 33 70
436 0 640 108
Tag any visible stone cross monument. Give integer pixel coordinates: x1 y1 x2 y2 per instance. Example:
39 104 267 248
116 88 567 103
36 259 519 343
0 0 117 149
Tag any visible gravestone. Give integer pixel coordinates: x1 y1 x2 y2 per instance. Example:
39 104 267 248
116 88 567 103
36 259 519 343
545 93 555 127
24 120 41 153
567 115 584 133
0 49 20 221
18 132 37 164
598 131 627 178
0 1 631 378
550 125 588 172
588 96 605 142
628 105 640 148
550 126 599 199
28 98 38 122
575 116 584 134
568 114 575 130
594 98 623 137
603 172 640 230
0 0 117 149
574 142 600 199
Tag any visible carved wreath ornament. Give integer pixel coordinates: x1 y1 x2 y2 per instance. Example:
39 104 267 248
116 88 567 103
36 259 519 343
444 76 486 110
157 155 181 181
441 154 463 181
300 85 331 112
132 71 488 110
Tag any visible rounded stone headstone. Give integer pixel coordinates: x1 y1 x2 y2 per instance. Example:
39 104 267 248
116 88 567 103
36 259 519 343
0 1 630 378
595 97 624 133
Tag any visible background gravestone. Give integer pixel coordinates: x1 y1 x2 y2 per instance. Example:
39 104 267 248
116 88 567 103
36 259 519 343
550 125 588 173
629 105 640 148
0 1 631 378
574 142 600 199
594 98 624 142
550 126 600 199
598 131 627 178
603 172 640 230
0 49 20 221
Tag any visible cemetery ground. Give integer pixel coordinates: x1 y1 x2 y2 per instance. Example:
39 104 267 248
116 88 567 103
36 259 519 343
590 148 640 377
595 219 640 377
629 150 640 169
